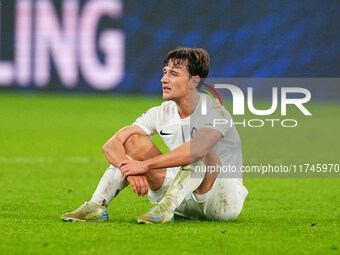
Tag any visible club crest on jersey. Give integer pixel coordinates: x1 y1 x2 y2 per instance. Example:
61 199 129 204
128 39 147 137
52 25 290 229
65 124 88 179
191 127 197 139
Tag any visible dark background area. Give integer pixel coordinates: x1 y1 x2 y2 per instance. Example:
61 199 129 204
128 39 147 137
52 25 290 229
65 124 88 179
0 0 339 96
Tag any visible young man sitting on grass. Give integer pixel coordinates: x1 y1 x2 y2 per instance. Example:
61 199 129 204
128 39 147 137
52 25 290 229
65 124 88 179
61 47 248 224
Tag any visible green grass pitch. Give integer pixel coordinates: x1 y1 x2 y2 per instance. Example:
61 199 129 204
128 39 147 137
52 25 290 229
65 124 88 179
0 93 339 254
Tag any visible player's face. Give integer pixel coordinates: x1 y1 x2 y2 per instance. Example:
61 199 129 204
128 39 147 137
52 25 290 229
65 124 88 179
161 60 191 101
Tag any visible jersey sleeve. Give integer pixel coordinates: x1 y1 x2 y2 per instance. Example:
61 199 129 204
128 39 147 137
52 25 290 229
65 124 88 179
132 106 159 137
200 104 232 137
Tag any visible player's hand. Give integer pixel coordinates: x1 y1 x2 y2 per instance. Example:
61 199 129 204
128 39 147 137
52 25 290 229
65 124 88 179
119 159 148 178
126 175 149 196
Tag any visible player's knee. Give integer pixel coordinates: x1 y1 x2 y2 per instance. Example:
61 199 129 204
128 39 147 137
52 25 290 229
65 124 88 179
124 134 160 160
210 203 242 221
125 134 145 147
124 134 146 157
213 210 240 222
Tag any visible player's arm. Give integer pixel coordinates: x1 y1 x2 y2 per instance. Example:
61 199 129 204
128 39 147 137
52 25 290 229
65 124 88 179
102 125 147 167
147 128 221 168
120 128 222 177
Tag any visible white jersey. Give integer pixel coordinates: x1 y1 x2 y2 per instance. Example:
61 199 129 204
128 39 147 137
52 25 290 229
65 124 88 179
133 93 243 179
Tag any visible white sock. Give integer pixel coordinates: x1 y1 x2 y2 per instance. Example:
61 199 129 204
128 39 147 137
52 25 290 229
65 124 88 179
192 190 212 203
165 160 206 210
90 165 128 207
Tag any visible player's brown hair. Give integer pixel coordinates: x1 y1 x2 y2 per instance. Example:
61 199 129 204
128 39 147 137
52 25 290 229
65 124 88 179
164 47 210 86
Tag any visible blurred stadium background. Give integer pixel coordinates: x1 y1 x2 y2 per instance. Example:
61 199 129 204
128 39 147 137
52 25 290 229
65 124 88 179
0 0 339 95
1 1 339 254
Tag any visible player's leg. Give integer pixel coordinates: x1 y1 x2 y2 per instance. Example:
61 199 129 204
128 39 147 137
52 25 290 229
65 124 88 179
90 134 167 206
123 134 167 191
193 149 221 194
61 134 167 222
137 160 206 224
61 163 126 222
137 150 220 224
177 151 248 221
137 150 244 224
202 177 248 221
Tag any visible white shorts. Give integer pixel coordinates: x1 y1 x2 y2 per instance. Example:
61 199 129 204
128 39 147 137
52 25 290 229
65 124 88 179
148 167 248 221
